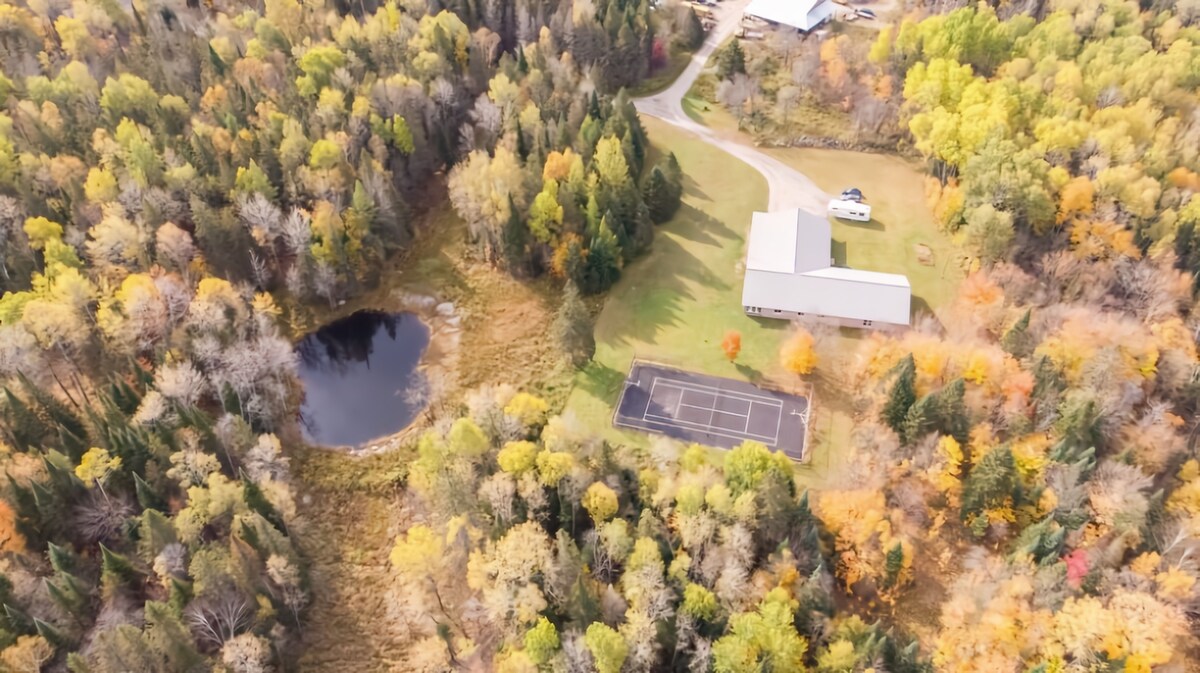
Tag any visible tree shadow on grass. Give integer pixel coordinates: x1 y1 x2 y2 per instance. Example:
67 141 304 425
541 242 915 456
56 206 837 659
681 172 710 202
577 360 627 404
602 233 735 348
669 203 741 247
735 362 762 382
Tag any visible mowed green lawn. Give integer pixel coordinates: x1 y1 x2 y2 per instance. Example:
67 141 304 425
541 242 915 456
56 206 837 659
565 117 961 485
765 147 963 313
565 117 778 445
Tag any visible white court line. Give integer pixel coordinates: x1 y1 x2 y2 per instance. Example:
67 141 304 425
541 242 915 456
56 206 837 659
622 373 787 446
656 377 783 442
643 378 659 421
679 402 744 417
752 400 782 446
651 377 783 407
681 386 718 428
642 412 780 443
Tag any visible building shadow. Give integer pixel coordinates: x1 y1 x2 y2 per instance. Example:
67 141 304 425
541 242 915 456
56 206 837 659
748 315 790 331
910 295 943 330
830 239 848 266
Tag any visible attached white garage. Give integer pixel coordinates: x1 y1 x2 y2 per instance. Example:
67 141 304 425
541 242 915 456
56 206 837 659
742 209 911 329
743 0 836 32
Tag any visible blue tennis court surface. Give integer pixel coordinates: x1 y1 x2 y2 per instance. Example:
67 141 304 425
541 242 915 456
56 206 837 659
614 362 809 460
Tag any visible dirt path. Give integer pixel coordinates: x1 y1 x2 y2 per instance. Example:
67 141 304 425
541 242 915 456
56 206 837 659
634 0 830 214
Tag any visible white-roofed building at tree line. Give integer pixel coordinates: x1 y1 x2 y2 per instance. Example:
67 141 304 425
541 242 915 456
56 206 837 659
742 0 836 33
741 209 911 329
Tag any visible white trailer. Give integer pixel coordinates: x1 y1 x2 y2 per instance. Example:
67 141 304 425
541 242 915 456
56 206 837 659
827 199 871 222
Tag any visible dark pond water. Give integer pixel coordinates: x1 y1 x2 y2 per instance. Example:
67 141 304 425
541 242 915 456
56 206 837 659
296 311 430 447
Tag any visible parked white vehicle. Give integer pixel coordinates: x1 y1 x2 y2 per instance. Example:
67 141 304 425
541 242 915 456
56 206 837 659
827 199 872 222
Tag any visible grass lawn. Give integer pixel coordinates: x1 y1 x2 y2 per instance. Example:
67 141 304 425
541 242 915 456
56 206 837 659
565 118 962 487
565 116 774 445
764 147 964 312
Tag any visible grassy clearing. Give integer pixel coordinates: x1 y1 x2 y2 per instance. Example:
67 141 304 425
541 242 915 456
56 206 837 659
566 117 818 456
293 446 414 672
764 147 964 312
565 117 962 486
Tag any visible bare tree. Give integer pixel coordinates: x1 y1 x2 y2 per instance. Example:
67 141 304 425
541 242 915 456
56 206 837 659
717 74 759 121
185 589 255 648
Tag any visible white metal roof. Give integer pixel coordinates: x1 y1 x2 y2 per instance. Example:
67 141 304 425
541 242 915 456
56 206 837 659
744 0 835 31
741 208 912 326
745 211 798 273
802 266 910 288
746 210 832 274
742 270 911 325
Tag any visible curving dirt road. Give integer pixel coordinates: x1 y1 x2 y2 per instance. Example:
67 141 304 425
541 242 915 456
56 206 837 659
635 0 830 214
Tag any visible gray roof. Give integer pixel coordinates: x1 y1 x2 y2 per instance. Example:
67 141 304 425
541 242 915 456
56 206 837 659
741 209 912 325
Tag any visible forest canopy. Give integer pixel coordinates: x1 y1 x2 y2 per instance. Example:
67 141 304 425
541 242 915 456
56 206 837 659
0 0 694 667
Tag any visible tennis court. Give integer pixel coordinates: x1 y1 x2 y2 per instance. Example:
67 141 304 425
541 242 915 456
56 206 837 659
614 361 809 460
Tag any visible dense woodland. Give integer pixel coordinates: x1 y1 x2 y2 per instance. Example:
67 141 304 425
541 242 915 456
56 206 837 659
3 0 1200 670
0 0 695 667
702 1 1200 671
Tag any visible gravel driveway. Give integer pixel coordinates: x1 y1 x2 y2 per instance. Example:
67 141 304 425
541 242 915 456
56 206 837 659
634 0 831 214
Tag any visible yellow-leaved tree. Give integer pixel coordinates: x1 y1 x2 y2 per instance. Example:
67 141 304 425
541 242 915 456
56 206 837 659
780 329 818 377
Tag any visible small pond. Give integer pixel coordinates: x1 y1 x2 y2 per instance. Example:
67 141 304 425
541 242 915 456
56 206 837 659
296 311 431 447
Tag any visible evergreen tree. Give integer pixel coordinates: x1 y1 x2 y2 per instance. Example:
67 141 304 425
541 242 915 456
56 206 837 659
502 195 530 274
961 446 1018 526
1012 518 1065 565
133 472 165 512
2 389 52 452
34 617 69 648
680 7 706 49
901 395 932 446
243 476 287 533
143 601 203 671
100 544 142 595
1000 309 1032 357
882 355 916 437
718 39 746 79
932 378 969 444
642 166 681 224
515 119 529 162
589 91 603 120
551 282 596 367
47 542 79 575
883 542 904 589
583 219 622 294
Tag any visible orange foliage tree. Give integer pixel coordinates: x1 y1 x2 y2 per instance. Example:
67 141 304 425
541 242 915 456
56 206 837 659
721 331 742 362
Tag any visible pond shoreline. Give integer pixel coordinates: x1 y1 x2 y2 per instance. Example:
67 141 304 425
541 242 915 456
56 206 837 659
299 291 463 456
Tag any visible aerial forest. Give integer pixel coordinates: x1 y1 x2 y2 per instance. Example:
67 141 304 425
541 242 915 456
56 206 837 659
2 0 1200 670
0 0 692 667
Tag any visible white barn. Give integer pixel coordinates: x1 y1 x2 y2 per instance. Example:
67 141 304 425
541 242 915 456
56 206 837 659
743 0 835 32
741 209 911 329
